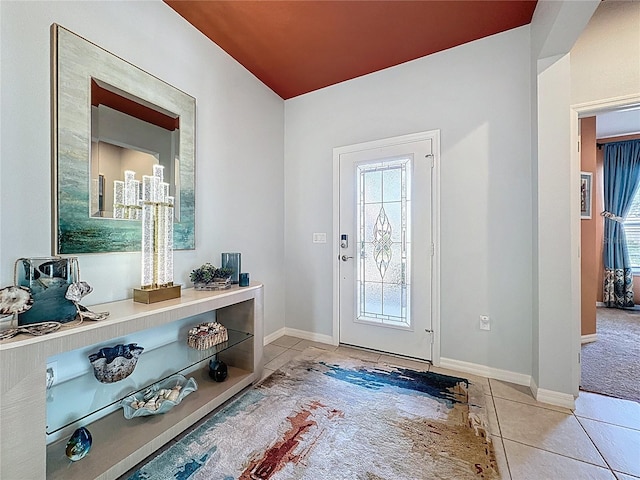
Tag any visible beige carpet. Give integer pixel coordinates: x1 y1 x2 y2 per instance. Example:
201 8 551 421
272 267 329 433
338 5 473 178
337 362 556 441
580 307 640 403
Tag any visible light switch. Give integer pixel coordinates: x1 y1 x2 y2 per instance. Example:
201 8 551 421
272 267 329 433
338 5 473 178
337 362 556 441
313 233 327 243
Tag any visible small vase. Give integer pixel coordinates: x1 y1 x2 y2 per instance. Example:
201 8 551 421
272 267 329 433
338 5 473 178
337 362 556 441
208 359 228 382
221 253 241 284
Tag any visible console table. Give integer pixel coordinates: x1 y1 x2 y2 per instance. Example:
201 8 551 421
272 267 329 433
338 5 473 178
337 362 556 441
0 284 263 480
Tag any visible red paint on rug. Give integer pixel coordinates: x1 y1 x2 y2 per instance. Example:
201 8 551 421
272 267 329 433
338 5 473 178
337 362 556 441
240 401 342 480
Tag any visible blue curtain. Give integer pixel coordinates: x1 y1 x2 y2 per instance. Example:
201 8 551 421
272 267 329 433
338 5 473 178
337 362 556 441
603 139 640 308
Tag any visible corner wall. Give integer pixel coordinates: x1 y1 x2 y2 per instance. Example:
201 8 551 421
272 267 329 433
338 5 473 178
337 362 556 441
0 1 286 337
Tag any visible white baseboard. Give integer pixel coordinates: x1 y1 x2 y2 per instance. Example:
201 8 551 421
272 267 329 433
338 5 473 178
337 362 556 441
265 327 336 346
439 357 531 386
530 378 576 409
581 334 597 344
263 328 285 346
283 327 336 346
596 302 605 307
440 357 575 409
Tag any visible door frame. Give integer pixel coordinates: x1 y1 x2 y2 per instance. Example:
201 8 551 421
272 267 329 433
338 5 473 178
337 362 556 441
571 93 640 396
332 130 441 364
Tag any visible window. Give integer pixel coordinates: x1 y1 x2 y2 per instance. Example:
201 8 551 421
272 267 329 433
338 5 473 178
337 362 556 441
624 187 640 268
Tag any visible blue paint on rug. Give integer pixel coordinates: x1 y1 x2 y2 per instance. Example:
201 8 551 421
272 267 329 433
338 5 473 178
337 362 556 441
175 453 209 480
320 362 469 406
126 390 266 480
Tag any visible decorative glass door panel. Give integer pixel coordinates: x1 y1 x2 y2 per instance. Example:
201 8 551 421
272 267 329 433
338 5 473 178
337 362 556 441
356 157 412 329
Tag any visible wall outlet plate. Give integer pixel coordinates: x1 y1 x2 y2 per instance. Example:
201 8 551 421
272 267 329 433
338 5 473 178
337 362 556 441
479 315 490 331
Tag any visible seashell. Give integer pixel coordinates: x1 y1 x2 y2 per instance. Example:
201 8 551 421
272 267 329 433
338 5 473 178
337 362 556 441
0 286 34 315
65 281 93 303
88 344 144 383
65 427 92 462
121 374 198 419
167 386 181 402
77 305 109 322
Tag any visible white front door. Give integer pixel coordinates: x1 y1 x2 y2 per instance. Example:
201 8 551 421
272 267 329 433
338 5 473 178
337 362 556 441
338 133 437 360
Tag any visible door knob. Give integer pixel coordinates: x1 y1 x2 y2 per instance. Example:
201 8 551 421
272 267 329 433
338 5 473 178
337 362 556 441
341 255 353 261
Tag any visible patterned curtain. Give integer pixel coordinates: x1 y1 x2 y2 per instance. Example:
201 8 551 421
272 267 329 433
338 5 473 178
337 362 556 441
603 140 640 308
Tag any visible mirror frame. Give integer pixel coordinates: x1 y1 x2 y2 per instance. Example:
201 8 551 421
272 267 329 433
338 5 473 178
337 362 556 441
51 24 195 254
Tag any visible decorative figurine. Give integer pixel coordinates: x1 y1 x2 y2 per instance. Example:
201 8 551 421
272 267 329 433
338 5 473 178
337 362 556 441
209 358 228 382
65 427 92 461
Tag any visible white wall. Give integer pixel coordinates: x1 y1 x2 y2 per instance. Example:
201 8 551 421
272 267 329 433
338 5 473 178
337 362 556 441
284 27 533 374
0 1 285 337
529 0 599 399
571 0 640 107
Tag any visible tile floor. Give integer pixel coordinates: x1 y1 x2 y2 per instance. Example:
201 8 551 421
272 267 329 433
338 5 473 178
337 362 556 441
265 336 640 480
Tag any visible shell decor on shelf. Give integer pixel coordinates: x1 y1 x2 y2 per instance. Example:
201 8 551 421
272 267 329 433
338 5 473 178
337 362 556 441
121 374 198 419
65 281 110 322
64 281 93 303
88 343 144 383
187 322 228 350
65 427 92 462
0 285 34 315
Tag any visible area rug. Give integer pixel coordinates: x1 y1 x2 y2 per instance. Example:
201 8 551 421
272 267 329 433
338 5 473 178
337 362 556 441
126 348 498 480
580 307 640 403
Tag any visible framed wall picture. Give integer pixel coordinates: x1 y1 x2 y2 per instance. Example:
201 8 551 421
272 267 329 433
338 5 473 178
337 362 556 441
581 172 592 219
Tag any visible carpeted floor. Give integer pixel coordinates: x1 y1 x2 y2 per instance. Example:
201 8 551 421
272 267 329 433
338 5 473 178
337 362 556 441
125 347 498 479
580 307 640 403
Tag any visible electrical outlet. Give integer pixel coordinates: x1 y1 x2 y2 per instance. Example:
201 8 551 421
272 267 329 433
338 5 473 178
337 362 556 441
479 315 490 331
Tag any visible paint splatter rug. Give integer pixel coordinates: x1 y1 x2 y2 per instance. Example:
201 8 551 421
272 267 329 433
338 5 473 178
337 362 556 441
126 348 498 480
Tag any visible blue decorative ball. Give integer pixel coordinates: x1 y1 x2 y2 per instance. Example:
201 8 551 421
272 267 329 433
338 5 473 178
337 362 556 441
66 427 92 461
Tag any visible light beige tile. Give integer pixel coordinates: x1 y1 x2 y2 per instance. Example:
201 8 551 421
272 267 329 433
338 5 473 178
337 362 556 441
377 354 431 371
575 392 640 431
494 397 607 467
290 339 338 352
614 472 640 480
485 395 501 437
263 344 287 364
503 439 617 480
335 345 381 362
269 335 302 348
491 379 571 413
263 348 301 371
579 417 640 477
490 435 511 479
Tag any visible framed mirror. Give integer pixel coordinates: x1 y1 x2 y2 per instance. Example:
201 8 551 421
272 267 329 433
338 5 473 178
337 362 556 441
51 24 195 254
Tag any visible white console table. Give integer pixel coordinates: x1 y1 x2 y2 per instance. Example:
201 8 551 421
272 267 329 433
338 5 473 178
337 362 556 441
0 284 263 480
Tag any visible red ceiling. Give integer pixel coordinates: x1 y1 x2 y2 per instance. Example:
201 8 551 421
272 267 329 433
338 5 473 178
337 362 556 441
165 1 538 100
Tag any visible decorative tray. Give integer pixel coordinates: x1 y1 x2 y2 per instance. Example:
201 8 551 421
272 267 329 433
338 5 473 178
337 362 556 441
120 374 198 419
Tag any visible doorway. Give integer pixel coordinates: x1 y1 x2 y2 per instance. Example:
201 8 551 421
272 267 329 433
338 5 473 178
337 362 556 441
577 103 640 403
333 131 440 361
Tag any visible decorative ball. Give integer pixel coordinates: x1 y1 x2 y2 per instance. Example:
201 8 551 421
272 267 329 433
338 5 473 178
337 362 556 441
65 427 92 462
208 359 228 382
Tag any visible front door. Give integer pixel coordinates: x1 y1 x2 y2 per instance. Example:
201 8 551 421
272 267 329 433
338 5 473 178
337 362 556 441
338 133 437 360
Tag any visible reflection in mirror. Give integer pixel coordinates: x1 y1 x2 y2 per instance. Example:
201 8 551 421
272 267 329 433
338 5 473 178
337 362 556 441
90 142 158 218
90 80 180 220
52 24 195 254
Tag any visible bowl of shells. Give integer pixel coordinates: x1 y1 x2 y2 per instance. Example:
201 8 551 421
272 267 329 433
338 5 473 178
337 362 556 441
120 374 198 419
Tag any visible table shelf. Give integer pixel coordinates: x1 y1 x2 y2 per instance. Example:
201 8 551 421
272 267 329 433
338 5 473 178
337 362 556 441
46 329 252 436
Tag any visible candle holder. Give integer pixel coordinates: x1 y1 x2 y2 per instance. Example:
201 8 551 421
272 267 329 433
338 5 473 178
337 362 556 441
133 165 181 304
